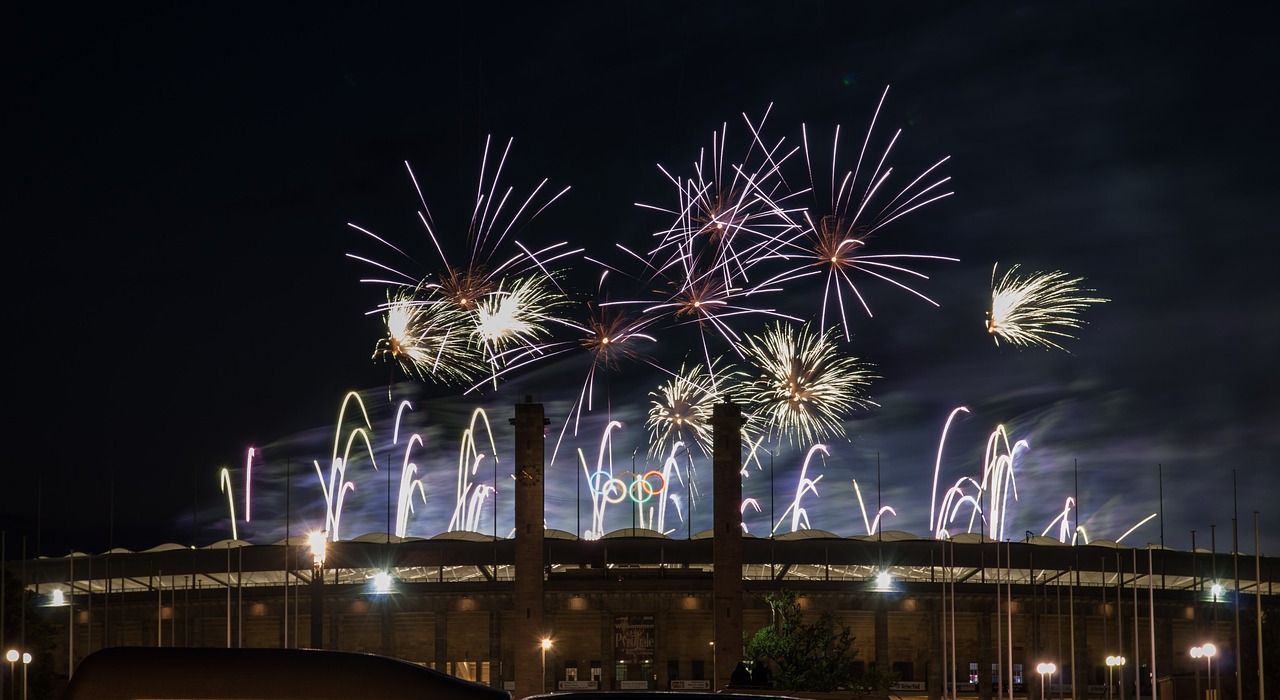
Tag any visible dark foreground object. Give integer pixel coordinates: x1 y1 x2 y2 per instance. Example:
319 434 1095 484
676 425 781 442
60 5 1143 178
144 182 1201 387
63 646 512 700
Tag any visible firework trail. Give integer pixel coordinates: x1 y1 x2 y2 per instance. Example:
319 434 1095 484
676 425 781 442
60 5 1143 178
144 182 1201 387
634 106 801 290
391 400 428 538
738 322 878 445
578 420 626 539
986 263 1108 350
774 444 827 533
313 391 378 541
760 86 957 341
448 408 499 533
219 467 239 541
852 479 897 536
348 137 571 295
372 286 485 386
929 421 1026 541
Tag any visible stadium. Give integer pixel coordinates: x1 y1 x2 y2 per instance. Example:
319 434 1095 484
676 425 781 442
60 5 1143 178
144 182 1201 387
8 401 1277 699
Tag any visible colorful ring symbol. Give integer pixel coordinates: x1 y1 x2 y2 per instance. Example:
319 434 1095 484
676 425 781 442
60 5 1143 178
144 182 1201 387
588 470 666 504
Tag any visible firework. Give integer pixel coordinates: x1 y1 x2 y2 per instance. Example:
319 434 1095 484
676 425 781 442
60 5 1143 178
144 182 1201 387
737 322 878 445
761 87 956 340
372 286 484 385
348 137 573 389
986 263 1108 350
635 107 801 289
634 265 799 368
645 358 743 460
472 273 570 368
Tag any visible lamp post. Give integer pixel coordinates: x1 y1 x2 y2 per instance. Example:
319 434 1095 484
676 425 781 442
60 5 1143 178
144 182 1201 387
20 653 30 700
1191 644 1216 698
308 531 327 649
709 641 716 690
1106 656 1125 700
6 649 18 700
540 638 553 692
1036 662 1056 700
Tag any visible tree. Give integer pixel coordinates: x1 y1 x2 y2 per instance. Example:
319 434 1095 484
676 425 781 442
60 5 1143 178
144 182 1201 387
745 589 867 692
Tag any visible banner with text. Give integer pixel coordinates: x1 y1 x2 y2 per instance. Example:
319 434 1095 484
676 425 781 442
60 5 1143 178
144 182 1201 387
613 615 655 664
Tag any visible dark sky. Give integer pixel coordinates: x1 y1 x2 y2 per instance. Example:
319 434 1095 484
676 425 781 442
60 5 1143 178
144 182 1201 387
5 3 1278 557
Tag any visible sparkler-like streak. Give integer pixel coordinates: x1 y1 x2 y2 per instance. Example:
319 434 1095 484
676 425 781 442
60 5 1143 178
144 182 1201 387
738 322 878 445
852 479 897 536
394 433 427 538
929 407 970 534
773 444 827 533
761 86 957 341
969 425 1026 541
219 467 238 541
927 412 1027 540
1115 513 1159 544
1041 497 1077 543
986 263 1108 350
392 400 427 539
741 498 762 535
313 391 378 541
578 420 625 539
448 408 499 533
244 447 255 523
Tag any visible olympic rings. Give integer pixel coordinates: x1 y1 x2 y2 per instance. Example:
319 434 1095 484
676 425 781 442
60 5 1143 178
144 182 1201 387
587 470 666 504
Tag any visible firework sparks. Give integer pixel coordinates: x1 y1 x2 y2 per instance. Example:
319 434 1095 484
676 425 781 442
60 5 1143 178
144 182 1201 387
761 87 957 340
738 322 878 445
348 137 574 391
372 286 485 385
635 107 801 289
986 263 1108 350
473 273 569 359
347 139 569 295
646 358 743 460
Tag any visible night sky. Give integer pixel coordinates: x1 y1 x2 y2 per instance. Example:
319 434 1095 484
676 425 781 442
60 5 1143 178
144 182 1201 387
6 3 1278 558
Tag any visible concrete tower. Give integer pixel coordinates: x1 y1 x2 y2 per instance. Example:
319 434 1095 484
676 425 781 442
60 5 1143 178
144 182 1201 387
711 401 744 690
511 397 549 699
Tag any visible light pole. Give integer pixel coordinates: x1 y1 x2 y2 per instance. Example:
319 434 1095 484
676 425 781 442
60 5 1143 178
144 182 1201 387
1191 643 1216 698
1106 655 1126 700
308 531 327 649
709 641 715 690
6 649 18 700
1036 662 1056 700
540 638 553 692
20 653 30 700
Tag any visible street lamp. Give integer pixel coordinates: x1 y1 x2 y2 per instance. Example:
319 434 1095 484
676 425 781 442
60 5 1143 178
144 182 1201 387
21 653 30 700
6 650 18 700
1036 662 1056 700
540 637 555 691
1106 655 1126 700
709 641 716 690
1191 643 1216 696
308 531 327 649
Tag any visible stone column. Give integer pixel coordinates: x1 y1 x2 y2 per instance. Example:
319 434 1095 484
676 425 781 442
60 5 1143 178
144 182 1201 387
512 397 549 699
711 402 743 691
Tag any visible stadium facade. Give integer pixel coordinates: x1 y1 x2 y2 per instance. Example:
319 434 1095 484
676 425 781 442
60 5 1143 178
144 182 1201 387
8 400 1277 699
